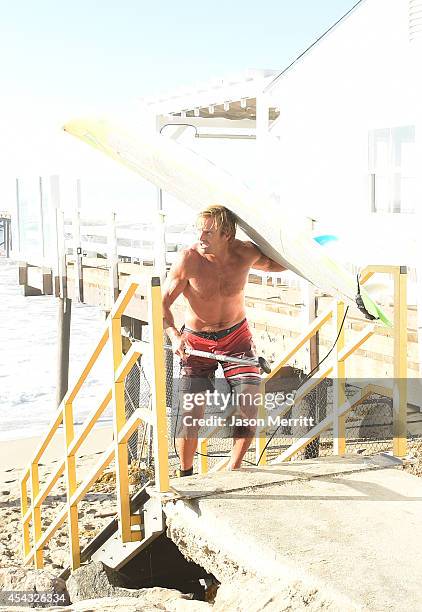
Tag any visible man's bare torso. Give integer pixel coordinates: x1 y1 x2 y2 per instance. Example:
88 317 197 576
182 239 256 331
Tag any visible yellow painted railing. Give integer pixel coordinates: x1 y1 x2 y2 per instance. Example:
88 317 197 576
20 265 408 567
198 265 408 471
20 275 169 571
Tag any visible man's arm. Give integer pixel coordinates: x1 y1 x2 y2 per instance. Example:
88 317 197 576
162 250 190 356
246 242 286 273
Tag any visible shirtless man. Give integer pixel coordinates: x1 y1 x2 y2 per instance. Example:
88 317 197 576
162 205 285 475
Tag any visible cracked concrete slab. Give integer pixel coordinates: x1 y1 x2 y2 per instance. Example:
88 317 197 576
161 453 402 501
163 455 422 611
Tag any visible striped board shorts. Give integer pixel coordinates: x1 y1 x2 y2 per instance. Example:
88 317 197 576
180 318 261 388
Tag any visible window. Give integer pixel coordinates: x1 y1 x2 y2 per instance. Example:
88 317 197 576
369 125 416 213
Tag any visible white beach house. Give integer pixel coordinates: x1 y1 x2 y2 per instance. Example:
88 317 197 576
145 0 421 269
263 0 421 264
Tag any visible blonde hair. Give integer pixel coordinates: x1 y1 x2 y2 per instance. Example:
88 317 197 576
197 205 237 240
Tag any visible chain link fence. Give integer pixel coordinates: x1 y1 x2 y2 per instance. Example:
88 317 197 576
123 342 422 478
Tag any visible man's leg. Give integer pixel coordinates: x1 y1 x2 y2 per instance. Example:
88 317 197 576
176 422 202 471
176 373 214 473
229 382 261 470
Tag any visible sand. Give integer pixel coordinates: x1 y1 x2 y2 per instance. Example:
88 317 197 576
0 427 141 572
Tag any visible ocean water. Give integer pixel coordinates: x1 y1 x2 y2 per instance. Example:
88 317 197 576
0 258 111 441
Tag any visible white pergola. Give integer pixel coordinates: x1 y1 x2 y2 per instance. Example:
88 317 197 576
140 68 280 134
139 69 281 277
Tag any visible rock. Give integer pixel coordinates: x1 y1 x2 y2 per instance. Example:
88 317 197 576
0 566 69 606
0 596 204 611
66 562 134 600
50 547 69 568
67 561 190 607
166 599 212 611
66 597 185 611
96 511 116 518
82 523 96 531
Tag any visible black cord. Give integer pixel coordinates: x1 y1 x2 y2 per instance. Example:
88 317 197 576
301 305 349 385
255 305 349 466
195 449 256 466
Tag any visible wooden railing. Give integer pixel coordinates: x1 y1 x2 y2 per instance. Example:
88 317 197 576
20 265 409 570
20 275 169 571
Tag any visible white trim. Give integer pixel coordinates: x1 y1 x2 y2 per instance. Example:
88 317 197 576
142 70 277 115
264 0 367 94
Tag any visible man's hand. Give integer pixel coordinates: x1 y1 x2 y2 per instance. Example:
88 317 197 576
168 330 188 359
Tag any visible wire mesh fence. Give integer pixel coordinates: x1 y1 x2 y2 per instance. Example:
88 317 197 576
123 343 422 478
344 389 394 456
405 436 422 477
124 356 151 463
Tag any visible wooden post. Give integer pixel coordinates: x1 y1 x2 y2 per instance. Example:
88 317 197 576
155 189 173 417
301 217 321 458
38 178 53 295
309 287 319 371
5 218 11 258
30 463 43 568
333 301 346 455
38 176 45 260
50 176 61 297
18 261 42 297
416 263 422 383
18 261 28 286
155 189 167 281
110 313 131 542
393 266 408 457
72 180 84 302
255 380 267 466
108 212 119 305
57 296 72 407
149 277 169 492
20 477 30 560
56 207 71 407
155 118 168 281
198 439 208 474
63 397 80 570
303 288 325 459
14 178 22 257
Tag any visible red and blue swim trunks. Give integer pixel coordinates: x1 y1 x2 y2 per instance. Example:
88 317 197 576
180 318 261 387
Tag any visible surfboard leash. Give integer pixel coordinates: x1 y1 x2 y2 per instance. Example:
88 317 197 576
355 274 377 321
255 304 349 466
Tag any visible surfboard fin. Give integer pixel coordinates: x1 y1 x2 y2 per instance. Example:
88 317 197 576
355 275 377 321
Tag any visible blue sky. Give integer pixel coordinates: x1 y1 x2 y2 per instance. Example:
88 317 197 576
0 0 360 214
1 0 359 105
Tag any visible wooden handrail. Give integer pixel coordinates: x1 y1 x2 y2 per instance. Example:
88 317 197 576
21 274 169 570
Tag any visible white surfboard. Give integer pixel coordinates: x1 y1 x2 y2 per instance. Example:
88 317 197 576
63 118 391 326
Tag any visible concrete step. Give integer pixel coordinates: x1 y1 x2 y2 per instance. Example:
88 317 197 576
91 496 164 571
